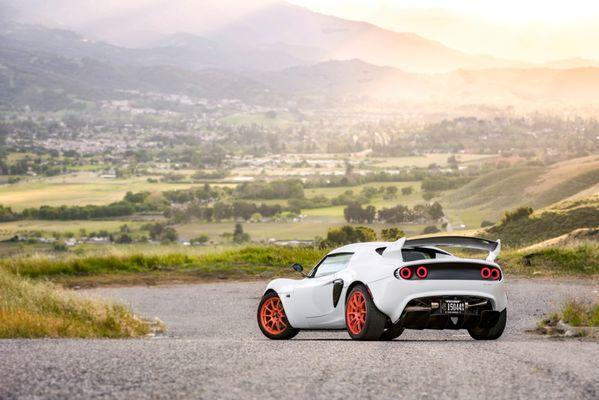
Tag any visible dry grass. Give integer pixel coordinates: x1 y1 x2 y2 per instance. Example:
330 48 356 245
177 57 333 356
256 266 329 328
0 270 158 338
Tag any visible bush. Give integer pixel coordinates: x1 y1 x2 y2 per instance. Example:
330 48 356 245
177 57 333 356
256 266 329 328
321 225 376 247
422 225 440 234
191 234 209 245
381 227 406 241
52 242 67 252
233 223 250 244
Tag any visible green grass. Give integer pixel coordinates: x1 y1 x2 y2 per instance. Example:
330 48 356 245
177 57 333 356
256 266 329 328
0 219 148 240
539 169 599 206
0 245 327 285
561 300 599 327
367 153 496 169
441 157 599 221
0 173 202 211
441 166 545 213
0 269 156 338
499 243 599 277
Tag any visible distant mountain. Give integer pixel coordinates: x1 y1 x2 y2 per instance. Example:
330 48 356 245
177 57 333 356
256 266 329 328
2 1 531 73
0 23 310 72
211 3 529 73
0 45 270 110
3 23 599 111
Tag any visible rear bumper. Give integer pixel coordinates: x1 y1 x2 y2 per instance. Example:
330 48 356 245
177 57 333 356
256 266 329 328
368 277 508 324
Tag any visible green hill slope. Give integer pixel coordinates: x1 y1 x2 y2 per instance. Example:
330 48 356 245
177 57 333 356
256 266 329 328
485 195 599 247
442 156 599 223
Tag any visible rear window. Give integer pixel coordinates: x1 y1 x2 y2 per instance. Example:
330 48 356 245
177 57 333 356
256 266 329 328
402 249 433 261
375 246 449 260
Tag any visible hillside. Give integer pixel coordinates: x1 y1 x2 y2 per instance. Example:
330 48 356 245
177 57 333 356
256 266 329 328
0 46 270 109
484 195 599 247
442 156 599 221
3 1 527 74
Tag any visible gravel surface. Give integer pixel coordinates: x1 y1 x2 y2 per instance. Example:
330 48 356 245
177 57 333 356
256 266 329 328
1 278 598 399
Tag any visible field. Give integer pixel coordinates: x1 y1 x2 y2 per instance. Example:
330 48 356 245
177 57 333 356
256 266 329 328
0 173 204 210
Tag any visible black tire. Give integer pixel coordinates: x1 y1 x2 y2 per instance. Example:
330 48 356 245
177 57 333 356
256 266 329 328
468 308 507 340
380 323 405 340
257 292 299 340
345 284 386 340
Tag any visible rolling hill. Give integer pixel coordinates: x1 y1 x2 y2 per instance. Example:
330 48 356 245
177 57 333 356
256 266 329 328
442 155 599 222
484 195 599 247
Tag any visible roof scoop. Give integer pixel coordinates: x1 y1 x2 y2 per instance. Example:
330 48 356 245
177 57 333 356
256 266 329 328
381 237 406 259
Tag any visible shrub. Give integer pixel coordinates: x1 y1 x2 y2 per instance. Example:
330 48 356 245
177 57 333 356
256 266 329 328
322 225 376 247
381 227 405 241
233 223 250 244
191 234 209 244
422 225 440 234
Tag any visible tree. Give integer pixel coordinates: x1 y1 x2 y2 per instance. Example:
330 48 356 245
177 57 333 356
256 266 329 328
427 202 445 220
191 234 209 244
233 223 250 244
343 202 376 223
381 227 405 241
161 227 179 243
401 186 413 196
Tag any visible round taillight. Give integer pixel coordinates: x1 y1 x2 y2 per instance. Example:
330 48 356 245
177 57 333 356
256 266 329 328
480 267 491 279
416 266 428 279
491 268 501 280
399 267 412 279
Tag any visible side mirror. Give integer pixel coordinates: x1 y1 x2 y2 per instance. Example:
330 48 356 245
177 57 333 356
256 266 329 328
291 263 307 277
291 263 303 273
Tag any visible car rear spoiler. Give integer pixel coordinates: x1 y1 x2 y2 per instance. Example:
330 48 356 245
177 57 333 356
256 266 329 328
382 236 501 262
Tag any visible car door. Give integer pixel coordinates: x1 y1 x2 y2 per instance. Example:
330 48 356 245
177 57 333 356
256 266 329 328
291 253 353 320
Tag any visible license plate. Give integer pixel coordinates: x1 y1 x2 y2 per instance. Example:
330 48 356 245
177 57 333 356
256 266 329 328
442 300 465 314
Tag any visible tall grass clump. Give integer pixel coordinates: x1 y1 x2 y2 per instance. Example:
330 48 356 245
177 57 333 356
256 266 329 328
0 270 152 338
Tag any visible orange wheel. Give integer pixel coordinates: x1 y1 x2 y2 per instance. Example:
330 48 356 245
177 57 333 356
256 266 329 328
345 284 386 340
346 291 367 335
260 296 287 335
257 292 299 340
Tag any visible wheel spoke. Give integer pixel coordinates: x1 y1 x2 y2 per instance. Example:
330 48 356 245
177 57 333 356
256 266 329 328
260 296 289 335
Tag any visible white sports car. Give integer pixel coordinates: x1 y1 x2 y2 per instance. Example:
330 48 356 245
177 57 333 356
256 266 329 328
257 236 507 341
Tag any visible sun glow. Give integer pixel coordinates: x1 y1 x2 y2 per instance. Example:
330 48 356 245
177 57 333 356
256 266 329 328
289 0 599 62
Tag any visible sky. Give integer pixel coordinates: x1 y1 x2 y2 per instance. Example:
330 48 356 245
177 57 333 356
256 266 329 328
288 0 599 62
